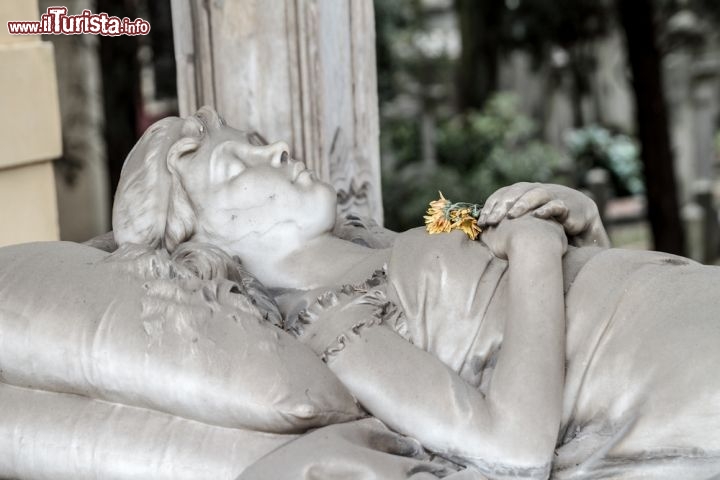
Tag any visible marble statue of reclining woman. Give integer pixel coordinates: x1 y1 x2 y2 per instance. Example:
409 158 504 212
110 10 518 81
2 106 720 480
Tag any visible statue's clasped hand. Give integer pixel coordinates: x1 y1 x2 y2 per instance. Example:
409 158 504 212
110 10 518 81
478 182 609 247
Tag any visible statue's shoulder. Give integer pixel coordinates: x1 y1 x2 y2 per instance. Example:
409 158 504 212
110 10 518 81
387 227 500 301
389 227 494 270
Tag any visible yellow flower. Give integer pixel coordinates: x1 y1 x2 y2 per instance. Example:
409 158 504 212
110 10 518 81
449 208 470 221
425 192 453 234
451 214 482 240
424 192 482 239
428 191 450 212
425 215 453 234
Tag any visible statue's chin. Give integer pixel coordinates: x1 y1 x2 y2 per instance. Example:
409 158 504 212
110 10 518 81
318 182 337 229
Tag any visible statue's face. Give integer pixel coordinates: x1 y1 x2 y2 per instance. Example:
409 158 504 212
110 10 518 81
176 125 337 248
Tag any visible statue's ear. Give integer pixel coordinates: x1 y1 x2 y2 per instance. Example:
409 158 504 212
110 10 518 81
164 137 201 252
166 137 200 175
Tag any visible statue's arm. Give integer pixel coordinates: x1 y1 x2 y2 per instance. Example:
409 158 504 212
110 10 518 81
301 218 566 473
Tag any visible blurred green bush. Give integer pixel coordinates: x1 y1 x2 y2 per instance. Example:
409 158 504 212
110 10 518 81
565 125 644 196
382 93 567 231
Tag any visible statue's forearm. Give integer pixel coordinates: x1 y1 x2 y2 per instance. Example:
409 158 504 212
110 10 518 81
487 238 565 462
326 324 501 461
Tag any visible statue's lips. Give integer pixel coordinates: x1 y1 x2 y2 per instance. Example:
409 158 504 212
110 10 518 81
291 164 311 182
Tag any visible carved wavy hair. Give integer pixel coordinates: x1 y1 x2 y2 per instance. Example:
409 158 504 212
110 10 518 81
112 107 224 252
106 241 283 327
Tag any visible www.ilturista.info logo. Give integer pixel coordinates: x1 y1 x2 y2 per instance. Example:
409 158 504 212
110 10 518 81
7 7 151 36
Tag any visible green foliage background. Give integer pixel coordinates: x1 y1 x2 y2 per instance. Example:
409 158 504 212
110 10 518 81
382 94 567 231
375 0 655 232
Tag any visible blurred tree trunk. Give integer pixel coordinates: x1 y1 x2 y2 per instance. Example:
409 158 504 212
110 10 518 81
147 0 177 101
616 0 685 255
455 0 502 111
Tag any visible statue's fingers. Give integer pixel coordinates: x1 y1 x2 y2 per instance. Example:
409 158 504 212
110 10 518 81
478 200 498 226
484 200 510 225
368 429 425 457
482 183 534 225
532 199 568 222
562 215 586 236
478 187 507 225
508 187 553 218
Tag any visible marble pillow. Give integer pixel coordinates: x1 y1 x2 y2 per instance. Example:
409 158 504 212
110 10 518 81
0 241 362 432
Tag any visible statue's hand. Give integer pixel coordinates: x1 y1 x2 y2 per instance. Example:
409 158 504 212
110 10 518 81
481 215 567 260
478 182 610 247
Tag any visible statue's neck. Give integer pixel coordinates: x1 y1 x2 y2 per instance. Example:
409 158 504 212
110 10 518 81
237 233 390 290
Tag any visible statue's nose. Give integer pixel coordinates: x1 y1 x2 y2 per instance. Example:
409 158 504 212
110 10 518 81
267 141 290 168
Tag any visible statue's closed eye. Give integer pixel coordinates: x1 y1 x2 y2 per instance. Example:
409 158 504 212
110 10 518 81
247 131 269 146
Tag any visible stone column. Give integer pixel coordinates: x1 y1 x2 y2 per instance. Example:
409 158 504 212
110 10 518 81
0 0 62 246
170 0 383 223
